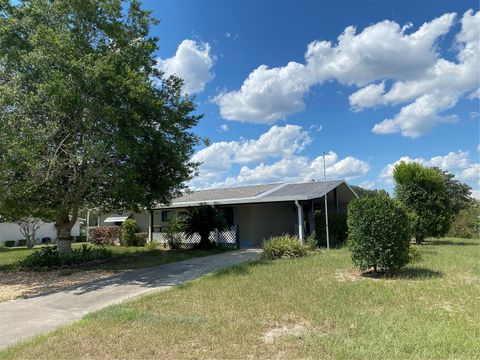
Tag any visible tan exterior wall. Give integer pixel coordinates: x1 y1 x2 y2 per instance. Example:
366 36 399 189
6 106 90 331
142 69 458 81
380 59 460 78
235 202 296 247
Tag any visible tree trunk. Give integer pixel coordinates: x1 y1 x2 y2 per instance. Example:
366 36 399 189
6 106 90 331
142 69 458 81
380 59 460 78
55 213 73 256
415 234 424 245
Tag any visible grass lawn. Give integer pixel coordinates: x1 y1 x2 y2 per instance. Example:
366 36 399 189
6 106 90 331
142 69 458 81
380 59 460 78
0 243 225 272
1 237 479 359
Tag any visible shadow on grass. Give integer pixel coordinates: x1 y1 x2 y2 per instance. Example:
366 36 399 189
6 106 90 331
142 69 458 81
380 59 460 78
361 267 443 280
425 240 478 246
211 260 272 278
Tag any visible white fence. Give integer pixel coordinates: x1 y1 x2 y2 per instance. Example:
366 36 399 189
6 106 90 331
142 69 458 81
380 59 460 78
152 225 239 249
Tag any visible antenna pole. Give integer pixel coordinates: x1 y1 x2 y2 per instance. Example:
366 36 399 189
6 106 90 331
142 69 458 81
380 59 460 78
323 152 330 250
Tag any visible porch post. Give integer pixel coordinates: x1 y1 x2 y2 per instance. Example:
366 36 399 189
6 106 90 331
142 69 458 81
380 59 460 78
149 210 154 243
295 200 304 244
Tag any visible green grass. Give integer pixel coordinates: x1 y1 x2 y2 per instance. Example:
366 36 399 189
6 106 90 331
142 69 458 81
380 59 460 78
1 237 479 359
0 243 225 272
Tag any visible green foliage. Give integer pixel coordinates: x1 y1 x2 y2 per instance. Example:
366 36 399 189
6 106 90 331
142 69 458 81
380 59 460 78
89 226 123 246
17 239 27 247
134 232 148 247
182 206 227 249
433 168 473 215
350 185 382 198
347 193 411 272
393 162 451 244
121 219 138 246
447 201 480 239
315 212 348 247
165 216 184 249
19 244 112 269
4 240 15 247
261 235 308 260
0 0 201 254
306 235 318 251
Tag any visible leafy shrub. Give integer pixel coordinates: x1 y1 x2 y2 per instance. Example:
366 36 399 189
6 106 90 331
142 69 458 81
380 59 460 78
261 235 308 260
75 235 87 243
306 235 318 250
408 246 421 262
17 239 27 246
134 232 148 247
19 244 112 269
4 240 15 247
347 193 411 273
121 219 138 246
447 202 480 239
315 212 348 247
89 226 122 245
165 216 184 249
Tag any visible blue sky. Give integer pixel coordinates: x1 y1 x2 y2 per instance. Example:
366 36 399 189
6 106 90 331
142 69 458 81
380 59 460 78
145 0 479 192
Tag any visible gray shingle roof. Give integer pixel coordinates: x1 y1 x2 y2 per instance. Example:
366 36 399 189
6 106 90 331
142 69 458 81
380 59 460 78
157 180 350 208
263 181 343 198
171 183 281 203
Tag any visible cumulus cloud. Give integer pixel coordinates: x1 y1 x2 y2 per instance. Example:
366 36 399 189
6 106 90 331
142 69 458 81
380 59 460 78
372 90 459 137
156 39 214 94
380 150 480 185
214 10 479 138
214 12 460 125
189 125 369 189
354 10 480 136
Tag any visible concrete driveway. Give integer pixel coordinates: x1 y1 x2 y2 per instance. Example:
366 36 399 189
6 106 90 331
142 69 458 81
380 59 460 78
0 249 260 351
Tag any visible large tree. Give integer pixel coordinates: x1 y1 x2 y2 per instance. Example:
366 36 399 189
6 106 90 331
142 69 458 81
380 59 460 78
0 0 200 254
393 162 451 244
433 168 473 216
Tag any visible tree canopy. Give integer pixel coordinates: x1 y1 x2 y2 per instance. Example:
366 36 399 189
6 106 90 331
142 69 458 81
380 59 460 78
393 162 451 243
0 0 201 254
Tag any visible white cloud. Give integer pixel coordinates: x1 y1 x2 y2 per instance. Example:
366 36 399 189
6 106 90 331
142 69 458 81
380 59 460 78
189 125 369 189
220 153 369 187
214 12 457 124
156 39 214 94
380 150 479 185
214 62 309 123
234 125 311 163
218 124 229 132
352 10 479 137
372 90 459 137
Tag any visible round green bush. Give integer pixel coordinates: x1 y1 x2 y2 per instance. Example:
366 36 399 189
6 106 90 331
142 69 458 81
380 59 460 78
347 193 411 273
121 219 138 246
261 235 308 260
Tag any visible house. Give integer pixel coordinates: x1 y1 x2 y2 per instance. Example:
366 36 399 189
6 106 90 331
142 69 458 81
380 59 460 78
0 220 81 245
98 180 358 248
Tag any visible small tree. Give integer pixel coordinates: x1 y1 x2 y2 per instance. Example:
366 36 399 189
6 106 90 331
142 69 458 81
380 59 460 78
16 217 42 249
182 206 227 249
121 219 138 246
393 162 451 244
164 216 184 249
347 193 411 273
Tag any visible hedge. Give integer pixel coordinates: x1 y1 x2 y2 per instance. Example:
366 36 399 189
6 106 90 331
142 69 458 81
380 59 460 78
89 226 122 246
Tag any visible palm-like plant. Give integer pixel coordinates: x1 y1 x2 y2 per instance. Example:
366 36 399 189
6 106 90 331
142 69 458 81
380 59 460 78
182 206 228 249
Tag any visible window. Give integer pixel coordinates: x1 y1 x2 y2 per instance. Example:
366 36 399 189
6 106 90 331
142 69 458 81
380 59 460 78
161 210 173 222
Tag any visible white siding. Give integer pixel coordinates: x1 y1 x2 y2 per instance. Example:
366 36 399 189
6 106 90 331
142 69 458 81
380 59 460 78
0 221 81 244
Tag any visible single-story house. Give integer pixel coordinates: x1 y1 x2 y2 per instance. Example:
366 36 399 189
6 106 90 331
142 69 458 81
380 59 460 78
97 180 358 248
0 220 81 245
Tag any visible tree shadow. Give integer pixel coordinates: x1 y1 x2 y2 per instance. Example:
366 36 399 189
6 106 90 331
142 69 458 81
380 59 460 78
391 267 443 280
361 267 443 280
425 240 478 246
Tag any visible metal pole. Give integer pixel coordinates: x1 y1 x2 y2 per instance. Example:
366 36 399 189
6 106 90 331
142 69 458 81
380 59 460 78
86 209 90 242
323 152 330 250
